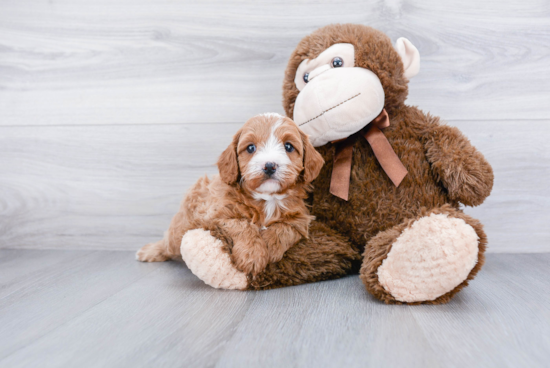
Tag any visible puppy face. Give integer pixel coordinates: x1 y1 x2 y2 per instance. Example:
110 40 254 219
217 113 324 194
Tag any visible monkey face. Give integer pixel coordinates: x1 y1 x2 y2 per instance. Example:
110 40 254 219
289 34 420 147
293 43 385 147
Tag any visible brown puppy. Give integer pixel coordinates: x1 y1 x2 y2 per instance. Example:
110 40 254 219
136 113 324 276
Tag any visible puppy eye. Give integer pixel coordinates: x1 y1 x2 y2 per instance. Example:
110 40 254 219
246 144 256 153
303 72 309 83
284 143 295 153
331 57 343 68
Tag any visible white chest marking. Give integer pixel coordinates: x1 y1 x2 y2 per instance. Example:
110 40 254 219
253 192 288 222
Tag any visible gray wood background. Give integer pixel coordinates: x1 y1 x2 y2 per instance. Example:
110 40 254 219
1 0 549 252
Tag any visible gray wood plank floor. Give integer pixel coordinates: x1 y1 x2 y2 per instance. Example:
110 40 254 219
0 250 548 368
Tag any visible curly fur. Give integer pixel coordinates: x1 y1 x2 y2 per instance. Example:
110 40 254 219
136 114 324 276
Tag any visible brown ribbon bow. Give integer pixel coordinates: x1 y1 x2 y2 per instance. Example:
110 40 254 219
329 109 408 201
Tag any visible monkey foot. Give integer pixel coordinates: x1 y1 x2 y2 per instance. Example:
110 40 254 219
181 229 247 290
361 211 482 304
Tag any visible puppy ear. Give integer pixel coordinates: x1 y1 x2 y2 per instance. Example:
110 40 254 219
300 131 324 184
217 131 241 185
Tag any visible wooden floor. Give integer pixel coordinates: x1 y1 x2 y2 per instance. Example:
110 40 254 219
0 250 548 368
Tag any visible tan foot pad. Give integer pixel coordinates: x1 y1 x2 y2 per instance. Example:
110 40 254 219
181 229 247 290
377 213 479 302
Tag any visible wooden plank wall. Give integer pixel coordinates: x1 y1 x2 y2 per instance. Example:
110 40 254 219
1 0 549 252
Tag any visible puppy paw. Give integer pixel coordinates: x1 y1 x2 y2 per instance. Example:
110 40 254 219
233 253 269 277
181 229 247 290
232 240 269 276
136 241 170 262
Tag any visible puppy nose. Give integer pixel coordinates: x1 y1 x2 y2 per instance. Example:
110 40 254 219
263 162 277 176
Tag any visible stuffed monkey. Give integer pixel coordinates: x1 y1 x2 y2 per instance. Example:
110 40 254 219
181 24 493 304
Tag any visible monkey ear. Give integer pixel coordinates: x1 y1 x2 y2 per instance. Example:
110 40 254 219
300 131 325 184
217 131 241 185
395 37 420 80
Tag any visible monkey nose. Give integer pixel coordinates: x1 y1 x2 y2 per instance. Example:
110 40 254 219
263 162 277 176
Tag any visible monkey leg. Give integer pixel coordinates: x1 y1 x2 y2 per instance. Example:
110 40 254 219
247 222 362 290
180 228 248 290
181 222 361 291
360 204 487 304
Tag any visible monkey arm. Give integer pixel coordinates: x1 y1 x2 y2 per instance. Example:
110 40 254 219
420 116 494 207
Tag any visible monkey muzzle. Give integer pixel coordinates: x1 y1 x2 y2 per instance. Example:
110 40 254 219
293 67 385 147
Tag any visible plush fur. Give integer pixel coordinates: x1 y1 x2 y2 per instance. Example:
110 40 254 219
181 229 248 290
136 113 324 276
363 205 487 304
247 24 493 304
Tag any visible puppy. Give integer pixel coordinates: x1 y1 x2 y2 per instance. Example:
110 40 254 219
136 113 324 275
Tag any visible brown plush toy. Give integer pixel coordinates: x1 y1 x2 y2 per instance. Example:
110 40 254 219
181 24 494 304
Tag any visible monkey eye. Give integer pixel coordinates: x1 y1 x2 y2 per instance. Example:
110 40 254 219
303 72 309 83
246 144 256 154
331 57 344 68
284 142 295 153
